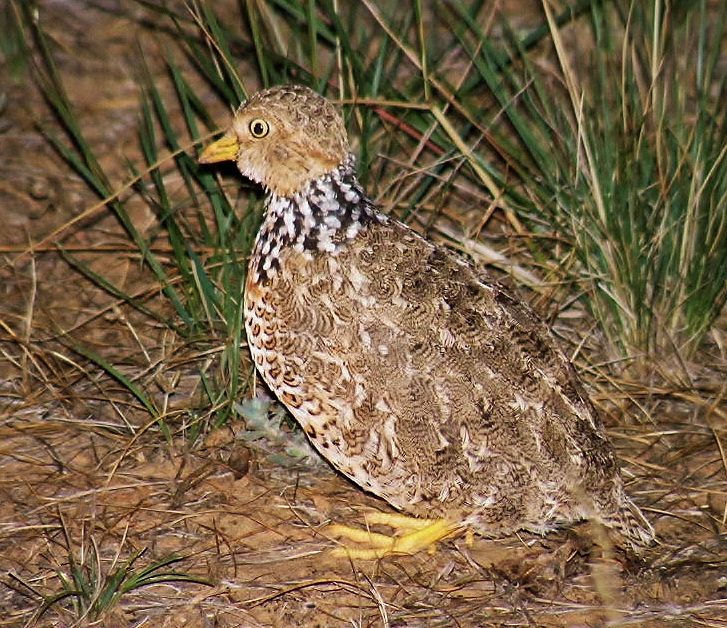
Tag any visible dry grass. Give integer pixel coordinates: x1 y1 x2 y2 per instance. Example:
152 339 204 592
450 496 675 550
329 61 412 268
1 1 727 626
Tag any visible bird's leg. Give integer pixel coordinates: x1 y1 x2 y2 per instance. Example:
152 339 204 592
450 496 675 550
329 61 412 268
328 511 465 559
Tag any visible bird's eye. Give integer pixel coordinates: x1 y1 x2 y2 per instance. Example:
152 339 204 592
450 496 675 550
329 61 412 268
249 118 270 138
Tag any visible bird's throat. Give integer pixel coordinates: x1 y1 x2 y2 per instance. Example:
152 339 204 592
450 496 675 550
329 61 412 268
248 156 381 285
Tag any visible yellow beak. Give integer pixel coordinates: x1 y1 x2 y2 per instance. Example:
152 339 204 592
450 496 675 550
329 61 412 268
198 132 239 164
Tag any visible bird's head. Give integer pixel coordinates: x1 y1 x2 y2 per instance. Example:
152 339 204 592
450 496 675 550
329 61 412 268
198 85 350 197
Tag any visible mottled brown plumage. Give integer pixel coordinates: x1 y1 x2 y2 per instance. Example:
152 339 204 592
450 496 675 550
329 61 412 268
199 85 654 554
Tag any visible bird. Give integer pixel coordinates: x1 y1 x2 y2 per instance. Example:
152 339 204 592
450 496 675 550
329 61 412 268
198 84 654 558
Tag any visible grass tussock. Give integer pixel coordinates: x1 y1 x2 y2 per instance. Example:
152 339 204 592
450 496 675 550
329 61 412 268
32 523 209 625
537 0 727 369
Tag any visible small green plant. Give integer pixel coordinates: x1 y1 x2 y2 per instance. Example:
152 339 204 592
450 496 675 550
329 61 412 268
32 517 209 624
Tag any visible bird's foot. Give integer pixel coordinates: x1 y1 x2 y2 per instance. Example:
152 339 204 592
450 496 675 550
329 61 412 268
328 511 464 559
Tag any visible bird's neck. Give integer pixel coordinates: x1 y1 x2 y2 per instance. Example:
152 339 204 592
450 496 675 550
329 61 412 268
249 155 382 284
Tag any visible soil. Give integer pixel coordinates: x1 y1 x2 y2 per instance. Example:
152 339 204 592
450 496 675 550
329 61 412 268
1 1 726 627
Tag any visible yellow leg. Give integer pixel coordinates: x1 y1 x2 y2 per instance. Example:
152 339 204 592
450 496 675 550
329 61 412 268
328 511 465 559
